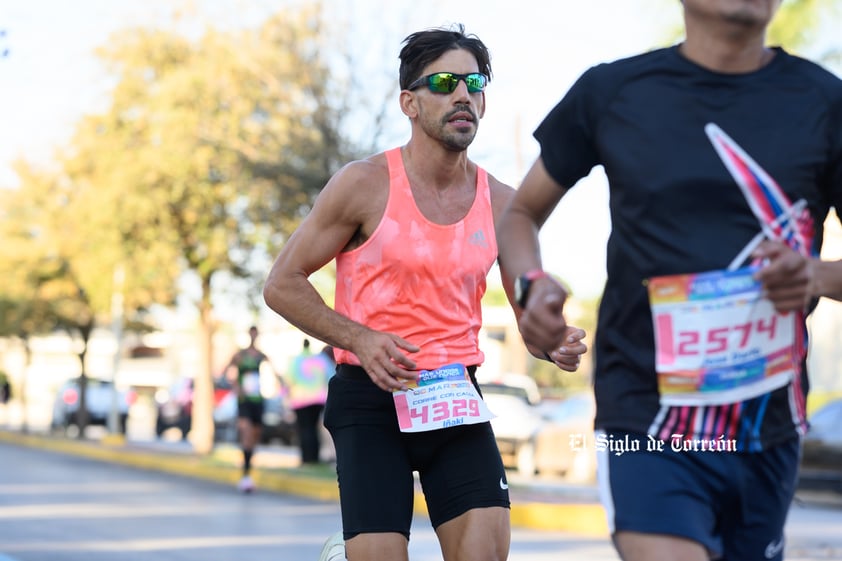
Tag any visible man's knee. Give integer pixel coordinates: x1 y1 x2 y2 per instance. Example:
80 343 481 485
613 531 709 561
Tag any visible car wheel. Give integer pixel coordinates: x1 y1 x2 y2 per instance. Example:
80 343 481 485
516 441 537 476
65 422 81 439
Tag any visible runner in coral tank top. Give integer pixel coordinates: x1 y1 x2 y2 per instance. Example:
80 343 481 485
333 147 495 371
263 24 587 561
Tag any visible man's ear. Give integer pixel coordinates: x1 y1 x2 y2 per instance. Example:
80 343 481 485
399 90 418 118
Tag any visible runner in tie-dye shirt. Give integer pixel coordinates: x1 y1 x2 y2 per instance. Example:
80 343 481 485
286 338 332 464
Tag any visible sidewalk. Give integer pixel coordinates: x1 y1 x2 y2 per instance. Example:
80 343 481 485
0 429 610 536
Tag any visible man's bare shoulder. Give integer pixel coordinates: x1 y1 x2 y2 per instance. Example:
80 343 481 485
485 171 516 217
330 153 390 193
312 152 391 235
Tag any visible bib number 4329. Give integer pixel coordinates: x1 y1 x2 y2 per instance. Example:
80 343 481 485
407 398 481 425
392 364 495 433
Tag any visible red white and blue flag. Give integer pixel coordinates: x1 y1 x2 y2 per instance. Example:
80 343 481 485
705 123 814 259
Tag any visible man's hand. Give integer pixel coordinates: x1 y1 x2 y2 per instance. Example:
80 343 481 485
351 329 420 392
518 276 571 353
545 327 588 372
752 240 814 313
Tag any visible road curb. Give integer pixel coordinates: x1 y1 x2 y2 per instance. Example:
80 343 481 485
0 430 609 536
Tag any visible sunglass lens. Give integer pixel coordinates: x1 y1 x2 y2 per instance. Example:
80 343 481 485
429 73 457 93
465 73 486 93
422 73 486 93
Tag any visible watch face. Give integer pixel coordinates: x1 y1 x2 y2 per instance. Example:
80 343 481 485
515 276 529 308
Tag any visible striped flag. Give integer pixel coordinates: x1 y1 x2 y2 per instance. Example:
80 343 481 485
705 123 812 433
705 123 814 257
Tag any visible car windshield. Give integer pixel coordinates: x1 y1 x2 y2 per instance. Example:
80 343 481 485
68 378 113 388
481 384 530 401
543 396 593 423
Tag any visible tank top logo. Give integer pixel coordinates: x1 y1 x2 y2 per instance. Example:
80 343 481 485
468 229 488 248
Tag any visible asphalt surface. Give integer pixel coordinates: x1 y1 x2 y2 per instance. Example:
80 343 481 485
0 429 610 537
0 441 629 561
2 427 842 560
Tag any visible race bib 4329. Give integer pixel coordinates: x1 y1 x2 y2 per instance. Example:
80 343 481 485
648 266 797 406
392 363 495 433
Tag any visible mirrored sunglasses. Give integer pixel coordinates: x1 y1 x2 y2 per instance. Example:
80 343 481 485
407 72 488 94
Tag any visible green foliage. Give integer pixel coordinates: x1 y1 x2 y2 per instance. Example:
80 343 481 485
769 0 831 51
79 4 376 306
0 3 383 337
652 0 840 59
0 164 94 340
0 3 390 448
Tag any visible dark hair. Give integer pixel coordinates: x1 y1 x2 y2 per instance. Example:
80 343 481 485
398 23 492 90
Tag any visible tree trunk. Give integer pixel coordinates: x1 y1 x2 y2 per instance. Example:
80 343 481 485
19 338 32 434
76 349 89 439
190 276 216 455
74 321 94 439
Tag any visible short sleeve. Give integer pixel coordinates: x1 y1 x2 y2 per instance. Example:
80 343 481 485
533 66 603 189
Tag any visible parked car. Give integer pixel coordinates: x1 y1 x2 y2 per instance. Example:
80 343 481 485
531 393 597 483
482 382 597 482
158 375 296 445
260 391 298 446
481 382 546 476
798 398 842 494
154 376 236 441
51 377 136 435
154 377 195 439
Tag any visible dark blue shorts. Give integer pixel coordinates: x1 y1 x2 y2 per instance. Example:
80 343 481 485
323 364 510 540
597 430 800 560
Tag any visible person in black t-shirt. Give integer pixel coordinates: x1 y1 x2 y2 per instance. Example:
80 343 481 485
498 1 842 560
222 325 270 493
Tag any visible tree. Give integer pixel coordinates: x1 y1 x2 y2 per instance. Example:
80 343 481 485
769 0 841 59
63 3 388 453
1 2 392 451
0 155 176 436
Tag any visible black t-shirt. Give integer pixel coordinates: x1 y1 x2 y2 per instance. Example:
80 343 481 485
535 45 842 450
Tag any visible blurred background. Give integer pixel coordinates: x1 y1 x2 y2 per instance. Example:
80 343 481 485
1 0 840 470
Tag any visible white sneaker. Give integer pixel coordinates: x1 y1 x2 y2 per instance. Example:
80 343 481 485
237 475 255 493
317 530 345 561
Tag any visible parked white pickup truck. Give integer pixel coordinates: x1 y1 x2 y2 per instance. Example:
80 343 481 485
50 377 135 436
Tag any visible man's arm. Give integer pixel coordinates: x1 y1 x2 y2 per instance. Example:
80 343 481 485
811 259 842 302
497 158 576 354
262 158 419 391
489 168 586 369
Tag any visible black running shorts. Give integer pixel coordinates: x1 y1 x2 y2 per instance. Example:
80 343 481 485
237 399 264 425
323 364 510 540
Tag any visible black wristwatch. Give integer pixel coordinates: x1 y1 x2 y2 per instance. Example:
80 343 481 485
514 269 549 308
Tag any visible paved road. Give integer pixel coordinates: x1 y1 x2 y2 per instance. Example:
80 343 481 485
0 441 621 561
2 440 842 560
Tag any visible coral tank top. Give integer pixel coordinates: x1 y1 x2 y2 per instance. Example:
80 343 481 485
333 147 497 370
